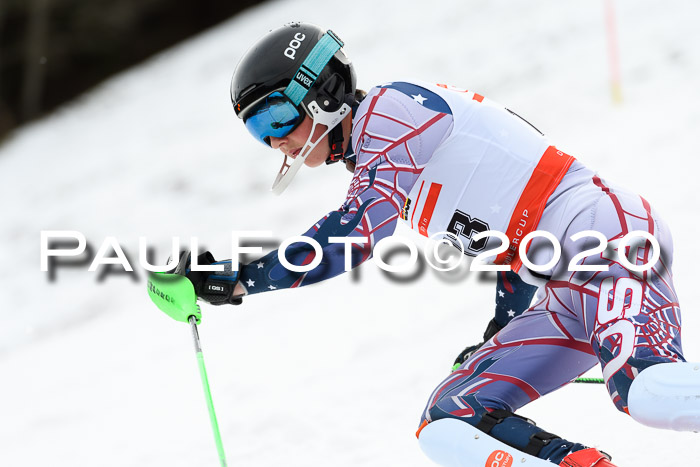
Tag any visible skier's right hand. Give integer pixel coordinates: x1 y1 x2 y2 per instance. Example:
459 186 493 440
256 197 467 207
175 250 244 306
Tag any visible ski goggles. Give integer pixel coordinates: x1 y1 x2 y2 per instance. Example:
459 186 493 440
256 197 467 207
243 92 305 146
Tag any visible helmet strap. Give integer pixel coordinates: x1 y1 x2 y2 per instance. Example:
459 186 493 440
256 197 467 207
325 92 357 165
325 124 345 165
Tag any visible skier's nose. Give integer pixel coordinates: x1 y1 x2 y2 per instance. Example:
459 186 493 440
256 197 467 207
269 136 285 150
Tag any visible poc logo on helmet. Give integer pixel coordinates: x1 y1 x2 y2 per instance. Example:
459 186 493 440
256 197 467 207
284 33 306 60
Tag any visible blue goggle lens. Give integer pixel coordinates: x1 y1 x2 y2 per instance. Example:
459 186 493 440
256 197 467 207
244 92 303 146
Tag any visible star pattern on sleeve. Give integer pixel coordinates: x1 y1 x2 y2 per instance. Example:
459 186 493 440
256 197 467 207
411 94 427 105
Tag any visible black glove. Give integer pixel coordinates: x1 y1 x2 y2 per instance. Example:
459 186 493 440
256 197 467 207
174 250 243 306
452 318 504 371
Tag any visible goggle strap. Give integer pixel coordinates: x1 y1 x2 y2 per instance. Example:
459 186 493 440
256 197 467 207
284 31 344 106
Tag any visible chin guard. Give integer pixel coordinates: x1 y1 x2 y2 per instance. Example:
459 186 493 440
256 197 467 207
271 100 350 195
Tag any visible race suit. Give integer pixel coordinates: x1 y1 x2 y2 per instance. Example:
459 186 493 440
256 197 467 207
235 80 684 463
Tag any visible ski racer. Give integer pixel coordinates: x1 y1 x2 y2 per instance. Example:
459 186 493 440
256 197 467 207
173 22 699 466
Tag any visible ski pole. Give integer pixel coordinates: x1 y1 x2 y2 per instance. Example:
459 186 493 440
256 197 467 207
148 264 229 466
189 315 228 467
573 377 604 384
453 363 604 385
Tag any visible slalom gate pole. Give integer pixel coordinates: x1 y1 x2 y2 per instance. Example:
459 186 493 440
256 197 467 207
604 0 623 103
189 316 228 467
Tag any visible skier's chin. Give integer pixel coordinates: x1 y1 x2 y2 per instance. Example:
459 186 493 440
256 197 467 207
304 152 328 168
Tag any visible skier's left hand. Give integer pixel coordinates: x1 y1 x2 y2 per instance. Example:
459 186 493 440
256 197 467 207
451 318 503 371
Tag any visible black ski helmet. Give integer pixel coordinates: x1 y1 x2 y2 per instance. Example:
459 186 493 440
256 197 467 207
230 22 356 125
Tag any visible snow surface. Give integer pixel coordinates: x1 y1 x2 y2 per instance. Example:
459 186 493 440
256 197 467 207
1 0 699 465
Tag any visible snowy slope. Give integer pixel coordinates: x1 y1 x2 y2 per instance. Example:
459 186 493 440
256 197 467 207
1 0 699 465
